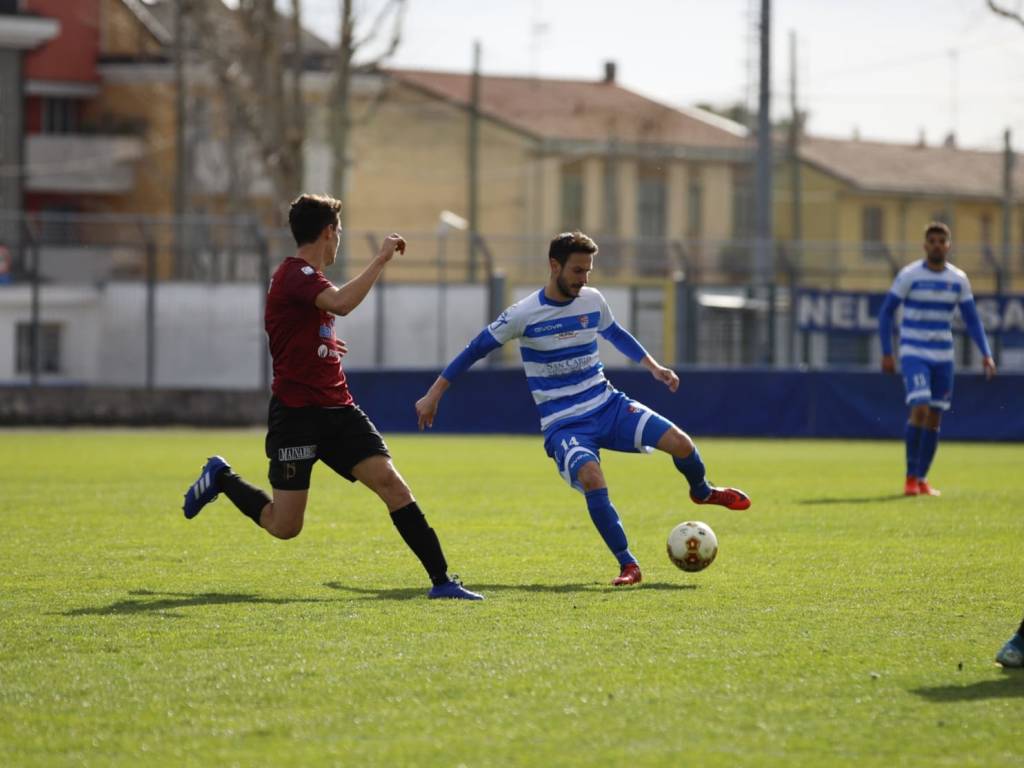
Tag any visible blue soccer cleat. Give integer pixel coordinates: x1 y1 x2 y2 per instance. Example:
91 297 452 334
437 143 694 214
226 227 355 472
182 455 230 520
995 633 1024 668
428 576 484 600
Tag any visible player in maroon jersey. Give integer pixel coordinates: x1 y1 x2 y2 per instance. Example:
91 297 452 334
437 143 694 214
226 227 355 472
182 194 482 600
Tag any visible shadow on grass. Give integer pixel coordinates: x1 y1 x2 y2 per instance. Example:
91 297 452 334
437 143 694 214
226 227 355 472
322 581 697 600
797 494 909 506
62 589 334 617
912 672 1024 702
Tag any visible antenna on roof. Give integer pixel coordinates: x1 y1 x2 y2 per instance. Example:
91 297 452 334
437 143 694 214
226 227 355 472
948 48 959 142
529 0 549 79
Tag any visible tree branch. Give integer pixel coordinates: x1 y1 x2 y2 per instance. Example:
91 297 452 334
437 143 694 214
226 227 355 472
353 0 407 59
987 0 1024 28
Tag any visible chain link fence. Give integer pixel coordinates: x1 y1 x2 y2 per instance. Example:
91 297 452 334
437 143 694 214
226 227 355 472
0 210 1020 389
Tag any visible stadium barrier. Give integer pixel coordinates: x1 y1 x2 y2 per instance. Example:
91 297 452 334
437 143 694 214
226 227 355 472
3 369 1020 440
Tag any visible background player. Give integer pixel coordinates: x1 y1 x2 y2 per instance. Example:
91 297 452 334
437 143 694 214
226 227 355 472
415 231 750 587
878 221 996 496
182 193 482 600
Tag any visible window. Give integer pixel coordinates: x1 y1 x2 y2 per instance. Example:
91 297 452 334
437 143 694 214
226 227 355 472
861 206 885 259
687 175 703 238
731 165 754 238
637 165 667 274
637 165 666 239
560 162 584 229
16 322 62 374
981 214 992 245
602 159 619 235
42 98 79 134
931 210 953 228
1020 217 1024 271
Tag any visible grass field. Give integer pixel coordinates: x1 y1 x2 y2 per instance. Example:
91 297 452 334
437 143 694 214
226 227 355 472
1 430 1022 766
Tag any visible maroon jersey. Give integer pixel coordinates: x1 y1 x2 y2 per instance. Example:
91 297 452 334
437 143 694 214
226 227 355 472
265 256 353 408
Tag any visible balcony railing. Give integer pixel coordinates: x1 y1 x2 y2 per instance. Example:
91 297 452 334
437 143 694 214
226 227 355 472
25 134 145 194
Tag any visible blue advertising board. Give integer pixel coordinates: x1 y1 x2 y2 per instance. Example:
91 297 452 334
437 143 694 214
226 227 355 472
796 290 1024 342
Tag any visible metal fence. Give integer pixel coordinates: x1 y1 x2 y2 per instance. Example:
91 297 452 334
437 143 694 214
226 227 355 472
0 211 1020 389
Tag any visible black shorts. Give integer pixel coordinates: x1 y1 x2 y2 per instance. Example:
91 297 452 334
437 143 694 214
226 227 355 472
265 397 390 491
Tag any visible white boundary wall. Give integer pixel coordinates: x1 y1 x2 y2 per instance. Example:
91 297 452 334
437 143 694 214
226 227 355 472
0 282 641 387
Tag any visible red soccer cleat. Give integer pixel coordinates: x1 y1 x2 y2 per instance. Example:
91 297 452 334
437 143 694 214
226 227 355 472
917 480 941 496
904 476 920 496
690 486 751 511
612 563 642 586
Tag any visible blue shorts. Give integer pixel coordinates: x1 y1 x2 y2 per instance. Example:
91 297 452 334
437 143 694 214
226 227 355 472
901 357 954 411
543 391 674 492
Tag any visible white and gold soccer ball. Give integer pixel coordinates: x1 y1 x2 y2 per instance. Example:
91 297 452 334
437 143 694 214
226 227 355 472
666 521 718 572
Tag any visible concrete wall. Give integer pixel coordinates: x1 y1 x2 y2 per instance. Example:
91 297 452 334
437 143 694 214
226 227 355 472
0 281 650 387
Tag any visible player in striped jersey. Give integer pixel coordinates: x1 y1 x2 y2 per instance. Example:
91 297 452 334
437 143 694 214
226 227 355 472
878 222 996 496
416 231 750 586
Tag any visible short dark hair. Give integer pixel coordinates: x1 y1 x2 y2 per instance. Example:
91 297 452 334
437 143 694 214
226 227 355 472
924 221 951 240
548 231 598 266
289 194 342 246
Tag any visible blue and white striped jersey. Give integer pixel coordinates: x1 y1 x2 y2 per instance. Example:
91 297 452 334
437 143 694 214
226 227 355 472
487 287 617 432
886 260 973 363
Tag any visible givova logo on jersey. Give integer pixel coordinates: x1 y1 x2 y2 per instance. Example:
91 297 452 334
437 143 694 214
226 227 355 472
317 344 341 360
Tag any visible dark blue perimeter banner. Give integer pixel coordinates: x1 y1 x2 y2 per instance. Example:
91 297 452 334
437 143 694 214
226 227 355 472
346 368 1024 441
795 290 1024 342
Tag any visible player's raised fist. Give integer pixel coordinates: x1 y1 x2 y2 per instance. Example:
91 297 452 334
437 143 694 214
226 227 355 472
379 233 406 261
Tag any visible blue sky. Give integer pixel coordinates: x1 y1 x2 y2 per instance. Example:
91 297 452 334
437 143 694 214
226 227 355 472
294 0 1024 151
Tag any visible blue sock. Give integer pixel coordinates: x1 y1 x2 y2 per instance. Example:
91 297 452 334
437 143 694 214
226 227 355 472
918 428 939 479
674 448 711 500
905 424 924 478
584 489 635 567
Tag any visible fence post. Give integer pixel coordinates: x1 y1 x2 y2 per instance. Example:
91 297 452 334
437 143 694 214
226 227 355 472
436 229 448 366
674 271 692 365
981 244 1005 365
487 270 505 368
140 220 157 390
253 217 271 393
364 233 385 367
23 220 40 387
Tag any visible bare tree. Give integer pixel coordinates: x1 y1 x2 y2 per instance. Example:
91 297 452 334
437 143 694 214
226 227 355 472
987 0 1024 28
331 0 408 271
190 0 307 209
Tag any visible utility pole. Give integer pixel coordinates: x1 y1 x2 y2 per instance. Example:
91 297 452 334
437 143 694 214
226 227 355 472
331 0 354 280
753 0 774 363
788 30 801 251
787 29 801 368
1002 129 1014 284
174 0 189 277
467 40 481 282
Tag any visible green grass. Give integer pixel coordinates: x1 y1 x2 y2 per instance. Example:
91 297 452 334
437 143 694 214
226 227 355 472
0 430 1022 766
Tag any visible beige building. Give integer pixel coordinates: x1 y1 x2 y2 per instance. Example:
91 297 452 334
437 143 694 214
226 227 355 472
775 136 1024 292
354 66 754 282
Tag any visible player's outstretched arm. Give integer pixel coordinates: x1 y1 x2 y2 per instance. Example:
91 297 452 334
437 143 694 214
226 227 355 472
641 354 679 392
416 377 449 430
315 234 405 316
416 326 503 429
598 321 677 391
959 298 996 380
877 292 901 373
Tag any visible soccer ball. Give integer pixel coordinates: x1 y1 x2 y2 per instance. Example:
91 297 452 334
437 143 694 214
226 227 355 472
666 521 718 572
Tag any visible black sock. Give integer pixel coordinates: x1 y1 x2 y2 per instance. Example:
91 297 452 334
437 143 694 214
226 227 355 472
389 502 449 586
216 470 271 526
